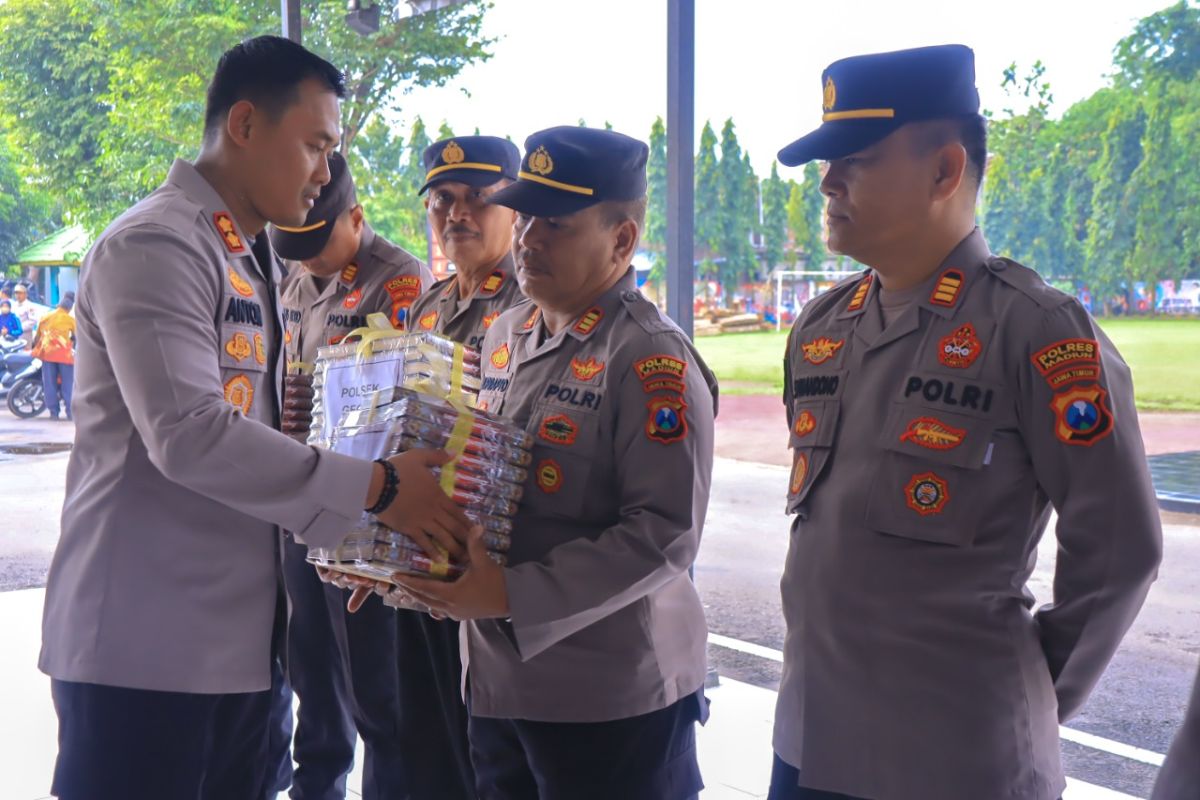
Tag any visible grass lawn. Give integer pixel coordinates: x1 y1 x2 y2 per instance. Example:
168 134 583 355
695 318 1200 411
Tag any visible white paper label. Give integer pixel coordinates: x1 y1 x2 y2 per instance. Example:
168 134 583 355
321 356 403 444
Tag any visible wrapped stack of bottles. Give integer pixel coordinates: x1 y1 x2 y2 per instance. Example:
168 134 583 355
304 325 530 583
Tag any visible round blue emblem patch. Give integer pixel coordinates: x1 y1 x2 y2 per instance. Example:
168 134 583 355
1065 399 1100 432
654 407 680 433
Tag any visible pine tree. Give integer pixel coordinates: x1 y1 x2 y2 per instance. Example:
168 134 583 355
645 117 668 282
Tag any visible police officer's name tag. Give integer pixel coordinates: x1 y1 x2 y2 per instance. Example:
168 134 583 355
321 357 403 444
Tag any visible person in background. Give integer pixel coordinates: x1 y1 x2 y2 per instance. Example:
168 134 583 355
0 299 22 341
32 296 76 420
265 149 433 800
11 284 40 337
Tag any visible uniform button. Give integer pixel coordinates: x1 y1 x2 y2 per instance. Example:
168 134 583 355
622 291 638 301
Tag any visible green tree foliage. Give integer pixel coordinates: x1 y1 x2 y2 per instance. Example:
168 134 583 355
693 121 721 284
761 162 789 274
0 128 58 271
787 162 825 269
644 116 668 282
0 0 492 233
982 2 1200 309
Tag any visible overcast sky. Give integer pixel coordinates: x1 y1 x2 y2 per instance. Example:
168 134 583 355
396 0 1170 177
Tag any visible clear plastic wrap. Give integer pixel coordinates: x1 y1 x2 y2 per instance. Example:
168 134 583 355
305 341 530 583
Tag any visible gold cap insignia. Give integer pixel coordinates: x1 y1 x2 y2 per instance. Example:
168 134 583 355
823 77 837 112
527 145 554 176
442 140 465 165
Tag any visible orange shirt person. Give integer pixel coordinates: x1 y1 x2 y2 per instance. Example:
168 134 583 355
32 298 76 420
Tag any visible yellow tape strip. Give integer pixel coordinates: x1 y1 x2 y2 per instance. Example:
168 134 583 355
439 406 475 496
344 312 404 361
287 360 313 374
438 346 475 496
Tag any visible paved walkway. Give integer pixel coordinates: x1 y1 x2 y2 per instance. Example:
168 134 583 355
0 586 1144 799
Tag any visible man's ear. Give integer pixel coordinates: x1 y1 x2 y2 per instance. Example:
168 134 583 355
931 141 967 203
225 100 256 148
349 204 365 233
612 218 640 267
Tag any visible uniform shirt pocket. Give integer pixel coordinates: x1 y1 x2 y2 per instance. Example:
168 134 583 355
219 323 269 373
787 399 841 514
864 407 996 546
521 404 600 519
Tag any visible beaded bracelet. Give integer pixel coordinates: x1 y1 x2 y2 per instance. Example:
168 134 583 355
366 458 399 515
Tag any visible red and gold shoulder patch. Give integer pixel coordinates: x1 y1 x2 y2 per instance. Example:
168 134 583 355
570 357 605 382
905 472 949 515
538 414 578 446
899 416 965 450
340 263 359 285
343 288 363 310
480 270 506 296
793 409 817 438
634 354 687 382
253 333 266 366
418 310 438 331
224 374 254 415
572 307 604 336
1050 384 1113 446
789 452 809 495
846 273 872 312
801 337 844 366
385 275 420 303
938 323 982 369
646 395 688 445
1033 338 1100 376
224 332 251 362
536 459 563 493
522 308 541 331
929 269 964 307
228 266 254 298
214 212 246 254
490 342 511 369
482 311 501 329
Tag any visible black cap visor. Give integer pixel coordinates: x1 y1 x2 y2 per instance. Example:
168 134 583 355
778 117 904 166
419 167 510 195
269 219 337 262
485 180 601 218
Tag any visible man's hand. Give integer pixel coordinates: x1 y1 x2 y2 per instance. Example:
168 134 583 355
391 526 509 621
282 374 315 441
374 449 472 560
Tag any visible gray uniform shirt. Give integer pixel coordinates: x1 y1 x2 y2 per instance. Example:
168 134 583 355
774 229 1163 800
405 253 526 351
39 160 373 695
470 268 718 722
282 224 432 366
1152 667 1200 799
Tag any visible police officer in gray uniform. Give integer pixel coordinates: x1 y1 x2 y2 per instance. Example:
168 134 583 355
394 126 718 800
266 150 432 799
769 45 1163 800
38 36 467 800
1152 669 1200 799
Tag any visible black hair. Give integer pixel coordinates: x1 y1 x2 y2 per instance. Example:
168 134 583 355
916 114 988 186
600 196 648 229
958 113 988 186
203 36 345 140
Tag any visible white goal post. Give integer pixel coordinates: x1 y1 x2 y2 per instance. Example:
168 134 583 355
772 269 862 331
